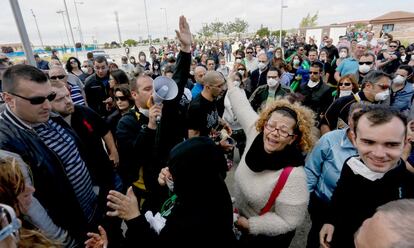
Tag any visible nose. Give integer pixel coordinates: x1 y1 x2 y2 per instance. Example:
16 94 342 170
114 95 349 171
371 144 386 158
26 184 35 194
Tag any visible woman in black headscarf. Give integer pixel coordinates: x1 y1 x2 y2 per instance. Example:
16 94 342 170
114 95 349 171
86 137 236 247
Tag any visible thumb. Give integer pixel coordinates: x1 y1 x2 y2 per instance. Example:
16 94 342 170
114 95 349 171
98 225 107 237
127 186 136 199
326 228 333 242
175 30 180 39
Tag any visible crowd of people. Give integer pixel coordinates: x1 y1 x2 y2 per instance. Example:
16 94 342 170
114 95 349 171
0 15 414 248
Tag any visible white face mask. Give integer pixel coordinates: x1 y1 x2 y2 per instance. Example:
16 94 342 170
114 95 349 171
339 52 347 58
401 55 407 61
268 48 275 52
235 58 242 64
139 56 146 61
393 75 406 85
237 70 245 75
220 64 226 69
375 90 390 101
339 90 353 97
258 62 267 71
81 67 89 74
189 70 194 76
267 78 279 88
293 59 300 66
307 80 319 88
359 64 371 74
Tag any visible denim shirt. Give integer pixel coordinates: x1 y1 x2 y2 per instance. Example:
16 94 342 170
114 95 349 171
305 129 357 202
391 82 414 114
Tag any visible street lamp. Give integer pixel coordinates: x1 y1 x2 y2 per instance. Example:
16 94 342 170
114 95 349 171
62 0 78 57
279 0 288 48
30 9 44 50
143 0 151 45
73 1 85 50
56 10 70 46
160 7 168 39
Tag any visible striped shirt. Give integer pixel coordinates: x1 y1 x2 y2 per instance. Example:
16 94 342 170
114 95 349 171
33 120 97 222
69 84 86 106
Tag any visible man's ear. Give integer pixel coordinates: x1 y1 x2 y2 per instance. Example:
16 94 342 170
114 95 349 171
350 130 357 146
2 92 15 109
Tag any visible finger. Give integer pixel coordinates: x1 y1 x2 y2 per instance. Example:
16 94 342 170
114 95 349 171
107 194 125 206
98 225 107 239
107 201 122 211
108 190 128 200
106 209 119 217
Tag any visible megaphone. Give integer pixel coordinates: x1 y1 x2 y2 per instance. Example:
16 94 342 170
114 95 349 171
152 76 178 104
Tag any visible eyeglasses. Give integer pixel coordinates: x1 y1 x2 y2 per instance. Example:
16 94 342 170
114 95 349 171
264 121 295 138
49 75 66 80
339 82 352 87
389 45 398 48
114 96 128 101
246 51 253 54
9 92 57 105
0 204 21 242
375 84 390 90
70 60 77 64
236 57 242 60
359 61 373 65
309 71 320 75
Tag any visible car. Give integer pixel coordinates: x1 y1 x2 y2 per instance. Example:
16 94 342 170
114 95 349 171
36 51 50 58
91 50 114 62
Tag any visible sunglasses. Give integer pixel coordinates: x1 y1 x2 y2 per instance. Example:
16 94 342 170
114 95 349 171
359 61 373 65
339 82 352 87
114 96 128 101
389 45 398 48
246 51 253 54
49 75 66 80
70 60 77 64
309 71 319 75
9 92 57 105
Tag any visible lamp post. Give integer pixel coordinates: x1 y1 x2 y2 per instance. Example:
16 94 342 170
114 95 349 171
73 1 85 51
143 0 151 45
56 10 70 47
160 7 168 39
279 0 288 48
63 0 78 57
30 9 44 50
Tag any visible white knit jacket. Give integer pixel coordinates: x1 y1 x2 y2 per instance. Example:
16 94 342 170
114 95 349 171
227 86 309 236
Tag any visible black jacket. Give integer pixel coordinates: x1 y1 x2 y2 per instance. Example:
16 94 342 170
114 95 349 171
248 66 269 97
84 73 111 117
0 111 100 242
249 84 290 112
299 81 334 118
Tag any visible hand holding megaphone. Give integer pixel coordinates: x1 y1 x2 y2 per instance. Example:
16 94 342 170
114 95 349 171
148 100 163 130
147 76 178 124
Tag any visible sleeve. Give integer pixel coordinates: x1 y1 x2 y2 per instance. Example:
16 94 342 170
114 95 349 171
186 102 203 132
305 136 328 192
227 86 258 134
321 99 342 129
124 215 159 246
248 168 309 236
335 60 344 74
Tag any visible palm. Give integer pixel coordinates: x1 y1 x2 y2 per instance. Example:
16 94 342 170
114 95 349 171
176 16 191 51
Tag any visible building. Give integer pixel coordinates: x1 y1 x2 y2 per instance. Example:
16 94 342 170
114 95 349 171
370 11 414 41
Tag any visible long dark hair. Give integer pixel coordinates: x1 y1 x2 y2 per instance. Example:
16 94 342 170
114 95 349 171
110 69 130 85
65 57 82 73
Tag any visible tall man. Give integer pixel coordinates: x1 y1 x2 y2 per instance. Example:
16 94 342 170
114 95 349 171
0 65 106 244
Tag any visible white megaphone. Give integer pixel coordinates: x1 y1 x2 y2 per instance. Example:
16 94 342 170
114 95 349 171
151 76 178 122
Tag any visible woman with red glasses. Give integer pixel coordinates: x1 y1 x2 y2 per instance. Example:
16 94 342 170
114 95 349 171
334 75 359 100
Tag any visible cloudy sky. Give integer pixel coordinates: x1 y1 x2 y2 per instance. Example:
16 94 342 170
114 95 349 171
1 0 413 46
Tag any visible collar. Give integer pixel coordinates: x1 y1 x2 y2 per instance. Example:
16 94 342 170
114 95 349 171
347 156 388 181
138 107 149 117
1 105 34 130
341 128 355 149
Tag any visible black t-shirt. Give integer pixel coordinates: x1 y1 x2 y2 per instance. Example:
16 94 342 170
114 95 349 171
377 51 401 74
187 94 219 137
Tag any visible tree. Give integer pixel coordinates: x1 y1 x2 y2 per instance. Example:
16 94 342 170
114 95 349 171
271 30 287 38
104 42 110 49
299 12 319 28
256 27 270 38
230 18 249 37
222 22 232 37
124 39 138 47
354 22 367 30
199 24 213 39
44 46 52 51
210 21 225 40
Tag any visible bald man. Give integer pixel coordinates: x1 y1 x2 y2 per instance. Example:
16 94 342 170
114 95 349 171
191 66 207 98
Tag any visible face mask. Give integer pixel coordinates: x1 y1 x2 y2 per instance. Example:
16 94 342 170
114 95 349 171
401 55 407 61
267 78 279 88
339 52 347 58
166 177 174 192
140 56 146 61
235 58 242 64
293 59 300 65
375 90 390 101
238 70 245 75
220 64 226 69
233 81 241 87
393 75 406 85
258 62 267 71
339 90 353 97
320 57 327 62
189 70 194 75
307 80 319 88
269 48 275 52
154 65 159 70
359 64 371 74
130 59 135 63
81 67 89 74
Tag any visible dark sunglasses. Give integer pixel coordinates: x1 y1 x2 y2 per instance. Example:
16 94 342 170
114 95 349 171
114 96 128 101
339 82 351 87
359 61 373 65
389 45 398 48
246 51 253 54
309 71 319 75
70 60 77 63
49 75 66 80
9 92 57 105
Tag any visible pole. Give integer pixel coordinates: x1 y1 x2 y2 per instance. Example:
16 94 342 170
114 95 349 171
63 0 78 57
30 9 44 50
9 0 36 66
143 0 151 45
57 10 71 47
73 1 85 51
279 0 283 48
115 11 122 46
160 8 168 39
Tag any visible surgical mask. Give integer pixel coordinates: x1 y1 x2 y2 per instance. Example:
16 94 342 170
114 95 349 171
307 80 319 88
81 67 89 74
401 55 407 61
339 90 353 97
293 59 300 65
233 81 241 87
166 177 174 192
0 204 21 242
130 59 135 63
375 90 390 101
258 62 267 71
359 64 371 74
220 64 226 69
189 70 194 76
269 48 275 52
267 78 279 88
393 75 406 85
339 52 347 58
235 58 242 64
139 56 146 61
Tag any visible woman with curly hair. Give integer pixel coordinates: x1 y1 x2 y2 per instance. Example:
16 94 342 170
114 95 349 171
226 73 317 246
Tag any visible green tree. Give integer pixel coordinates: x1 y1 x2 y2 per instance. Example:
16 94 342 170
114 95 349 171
210 21 225 40
354 23 367 31
44 46 52 51
299 12 319 28
230 18 249 37
124 39 138 47
222 22 232 37
104 42 110 49
271 30 287 38
198 24 213 39
256 27 270 38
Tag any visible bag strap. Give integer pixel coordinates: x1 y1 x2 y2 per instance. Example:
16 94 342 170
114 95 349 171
259 166 294 216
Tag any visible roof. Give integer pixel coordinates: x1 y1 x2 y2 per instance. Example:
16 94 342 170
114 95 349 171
371 11 414 22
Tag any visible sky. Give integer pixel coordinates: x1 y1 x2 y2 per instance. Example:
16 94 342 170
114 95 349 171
1 0 414 46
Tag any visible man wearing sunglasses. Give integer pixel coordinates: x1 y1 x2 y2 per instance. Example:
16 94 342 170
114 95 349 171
357 52 376 85
377 41 401 74
48 66 86 106
0 64 106 245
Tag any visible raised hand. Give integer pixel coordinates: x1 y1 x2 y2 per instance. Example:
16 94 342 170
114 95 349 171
175 15 191 53
106 187 140 221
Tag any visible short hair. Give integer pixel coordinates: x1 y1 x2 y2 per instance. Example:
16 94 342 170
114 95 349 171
34 54 40 59
308 49 318 55
348 101 371 119
362 70 391 85
130 74 152 92
310 61 323 71
206 58 215 64
338 74 359 94
110 69 129 85
267 67 282 77
376 199 414 248
86 52 93 59
65 56 82 73
164 65 175 74
352 105 407 135
2 64 48 93
360 52 376 62
398 64 413 77
94 55 107 65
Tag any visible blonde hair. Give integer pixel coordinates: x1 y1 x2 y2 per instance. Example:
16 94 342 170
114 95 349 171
0 157 25 214
255 98 317 152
